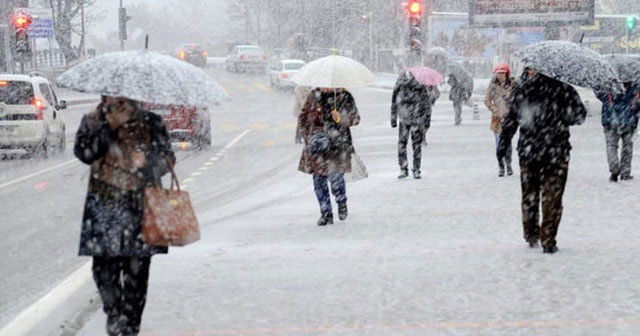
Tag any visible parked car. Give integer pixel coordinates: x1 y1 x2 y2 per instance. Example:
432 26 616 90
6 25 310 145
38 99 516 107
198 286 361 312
225 45 267 73
0 73 67 157
143 103 211 150
176 43 207 68
268 59 306 89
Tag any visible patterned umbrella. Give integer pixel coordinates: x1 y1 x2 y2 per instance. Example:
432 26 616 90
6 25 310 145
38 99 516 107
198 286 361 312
514 40 620 91
56 50 227 107
604 54 640 83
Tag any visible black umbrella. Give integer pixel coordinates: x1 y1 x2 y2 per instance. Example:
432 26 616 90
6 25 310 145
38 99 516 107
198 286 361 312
514 40 620 92
604 54 640 83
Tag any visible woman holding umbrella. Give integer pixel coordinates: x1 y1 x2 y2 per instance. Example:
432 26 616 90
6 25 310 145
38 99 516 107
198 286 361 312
484 62 515 177
74 96 176 335
297 87 361 226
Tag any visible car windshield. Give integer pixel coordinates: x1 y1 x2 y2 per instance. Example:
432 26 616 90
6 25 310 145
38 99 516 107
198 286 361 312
0 80 34 105
284 62 305 70
238 46 264 55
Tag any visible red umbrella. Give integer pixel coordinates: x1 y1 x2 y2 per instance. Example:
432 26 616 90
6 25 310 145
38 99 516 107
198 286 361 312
407 66 444 86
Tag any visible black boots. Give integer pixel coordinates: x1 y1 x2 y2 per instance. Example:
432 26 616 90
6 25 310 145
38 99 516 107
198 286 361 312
398 169 409 179
338 203 348 220
543 245 559 254
317 215 334 226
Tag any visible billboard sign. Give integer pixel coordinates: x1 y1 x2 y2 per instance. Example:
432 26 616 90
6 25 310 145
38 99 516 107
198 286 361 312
469 0 595 27
28 18 54 39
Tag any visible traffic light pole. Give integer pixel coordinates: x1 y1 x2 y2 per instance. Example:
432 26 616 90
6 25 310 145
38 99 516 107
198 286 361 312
119 0 124 51
627 28 630 54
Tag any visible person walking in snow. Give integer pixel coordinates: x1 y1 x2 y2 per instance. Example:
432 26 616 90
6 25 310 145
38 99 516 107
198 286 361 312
484 62 515 177
74 96 176 335
447 72 472 126
298 87 361 226
498 67 587 254
594 82 640 182
391 70 439 179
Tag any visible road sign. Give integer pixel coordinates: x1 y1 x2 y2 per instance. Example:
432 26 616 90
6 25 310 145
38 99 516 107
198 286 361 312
28 18 54 39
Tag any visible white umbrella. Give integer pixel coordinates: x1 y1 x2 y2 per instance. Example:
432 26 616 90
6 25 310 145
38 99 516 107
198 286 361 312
56 50 227 107
291 54 375 88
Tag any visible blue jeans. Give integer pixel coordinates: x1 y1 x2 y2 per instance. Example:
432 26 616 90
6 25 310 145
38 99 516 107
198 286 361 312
313 172 346 218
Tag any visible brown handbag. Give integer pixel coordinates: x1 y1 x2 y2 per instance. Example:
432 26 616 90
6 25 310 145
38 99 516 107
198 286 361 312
142 161 200 246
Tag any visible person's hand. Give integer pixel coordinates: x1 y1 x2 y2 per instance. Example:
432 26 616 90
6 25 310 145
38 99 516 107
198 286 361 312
105 102 134 130
391 120 397 128
130 150 146 168
331 109 341 123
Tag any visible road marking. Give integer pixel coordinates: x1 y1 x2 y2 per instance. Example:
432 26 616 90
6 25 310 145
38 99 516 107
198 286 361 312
0 159 80 190
263 139 275 148
249 123 269 130
253 83 271 92
0 261 92 336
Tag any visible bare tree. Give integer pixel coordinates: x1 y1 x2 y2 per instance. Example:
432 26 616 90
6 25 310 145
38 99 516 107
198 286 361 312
43 0 97 64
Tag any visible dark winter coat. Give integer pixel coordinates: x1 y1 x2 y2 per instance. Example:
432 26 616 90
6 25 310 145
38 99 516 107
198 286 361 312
298 89 360 176
74 106 176 257
391 70 439 129
448 74 472 103
499 73 587 161
595 82 640 127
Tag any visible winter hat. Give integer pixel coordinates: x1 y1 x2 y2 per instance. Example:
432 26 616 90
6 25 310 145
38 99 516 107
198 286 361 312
493 62 510 76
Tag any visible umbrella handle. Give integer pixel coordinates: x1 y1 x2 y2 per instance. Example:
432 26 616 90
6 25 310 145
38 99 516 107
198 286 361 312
145 34 149 50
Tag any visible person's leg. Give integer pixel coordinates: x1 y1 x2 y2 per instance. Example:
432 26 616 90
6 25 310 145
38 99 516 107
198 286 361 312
397 123 410 178
411 126 424 178
313 175 333 224
604 125 621 181
494 132 505 176
120 257 151 336
540 156 569 253
92 256 124 336
519 158 542 247
506 138 514 175
619 125 635 180
329 172 348 220
454 102 462 125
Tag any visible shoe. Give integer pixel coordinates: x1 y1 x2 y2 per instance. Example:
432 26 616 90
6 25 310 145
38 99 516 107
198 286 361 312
338 203 348 221
498 167 505 177
506 166 513 176
317 215 333 226
527 238 539 248
620 175 634 181
398 170 409 179
542 246 559 254
413 171 422 179
609 173 619 182
106 313 123 336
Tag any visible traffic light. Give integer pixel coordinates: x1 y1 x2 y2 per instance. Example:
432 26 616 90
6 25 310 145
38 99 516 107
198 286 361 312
626 15 637 31
10 12 32 61
407 0 423 18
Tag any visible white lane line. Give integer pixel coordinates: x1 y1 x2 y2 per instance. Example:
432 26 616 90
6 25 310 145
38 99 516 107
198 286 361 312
224 129 251 149
0 159 80 190
0 261 92 336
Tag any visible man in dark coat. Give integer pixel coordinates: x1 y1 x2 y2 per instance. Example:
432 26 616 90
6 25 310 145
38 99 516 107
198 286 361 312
594 82 640 182
74 96 175 335
447 72 473 125
498 68 587 254
391 70 439 179
298 88 360 226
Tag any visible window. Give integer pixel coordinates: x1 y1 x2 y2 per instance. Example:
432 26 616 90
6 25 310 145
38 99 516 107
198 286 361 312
0 81 34 105
39 83 54 106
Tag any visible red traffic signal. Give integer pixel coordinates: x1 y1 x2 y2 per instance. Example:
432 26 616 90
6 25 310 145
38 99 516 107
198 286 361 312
408 0 422 17
11 13 32 29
